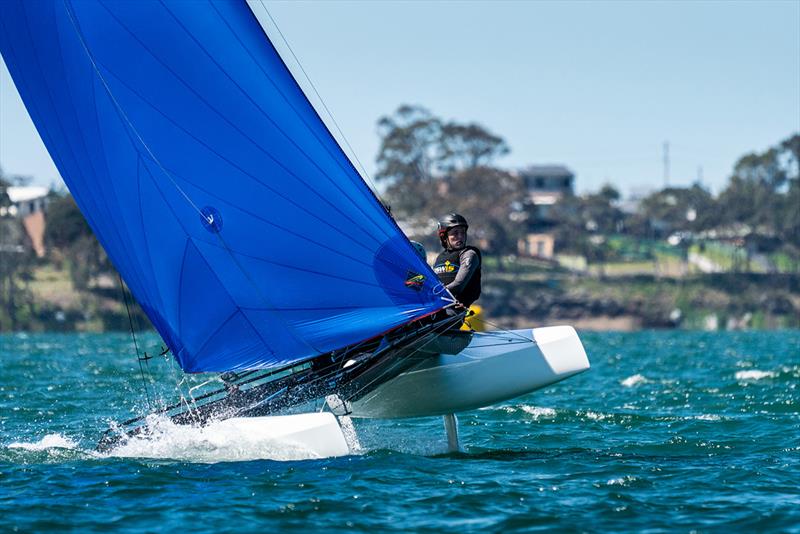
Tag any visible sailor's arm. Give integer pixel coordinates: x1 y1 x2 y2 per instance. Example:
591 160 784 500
446 249 479 299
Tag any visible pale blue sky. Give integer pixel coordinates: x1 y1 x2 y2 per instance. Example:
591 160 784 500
1 0 798 195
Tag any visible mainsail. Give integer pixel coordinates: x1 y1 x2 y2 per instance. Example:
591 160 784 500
0 1 450 373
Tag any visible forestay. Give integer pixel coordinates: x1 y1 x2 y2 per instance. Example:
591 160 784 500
0 1 449 372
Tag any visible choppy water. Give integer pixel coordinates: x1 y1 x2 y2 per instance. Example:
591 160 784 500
1 330 799 532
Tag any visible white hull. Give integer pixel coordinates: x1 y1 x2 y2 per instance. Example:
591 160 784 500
211 412 350 458
104 412 350 461
108 327 588 459
349 325 590 419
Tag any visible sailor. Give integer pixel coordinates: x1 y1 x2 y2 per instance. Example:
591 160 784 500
433 213 481 308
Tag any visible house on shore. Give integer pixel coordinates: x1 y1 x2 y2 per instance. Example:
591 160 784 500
513 165 575 259
1 186 49 257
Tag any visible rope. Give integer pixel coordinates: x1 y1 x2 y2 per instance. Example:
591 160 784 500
466 313 539 344
117 273 153 411
340 311 466 404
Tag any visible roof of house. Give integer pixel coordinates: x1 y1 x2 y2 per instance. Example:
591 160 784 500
6 186 49 203
518 165 574 178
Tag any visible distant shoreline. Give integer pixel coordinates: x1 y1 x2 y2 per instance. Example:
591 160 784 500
3 264 797 333
481 270 799 332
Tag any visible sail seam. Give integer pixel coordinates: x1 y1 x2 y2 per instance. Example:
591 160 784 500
83 67 164 324
239 304 427 312
187 309 247 370
108 0 388 249
155 166 380 270
176 237 189 355
192 239 395 290
61 0 207 223
135 155 172 341
94 62 383 257
185 238 279 358
16 1 163 321
254 1 379 193
138 156 289 360
207 1 395 239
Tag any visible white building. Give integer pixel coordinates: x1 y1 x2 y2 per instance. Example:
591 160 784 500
1 186 49 257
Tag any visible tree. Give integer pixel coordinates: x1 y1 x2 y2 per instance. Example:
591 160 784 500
0 168 36 330
717 139 794 233
375 105 511 220
551 184 625 251
376 105 442 185
443 166 524 256
437 122 509 173
632 184 717 237
583 184 624 234
778 134 800 248
45 193 92 248
45 193 109 290
0 172 10 210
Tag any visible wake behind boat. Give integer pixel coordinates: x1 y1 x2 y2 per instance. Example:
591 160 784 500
0 0 589 456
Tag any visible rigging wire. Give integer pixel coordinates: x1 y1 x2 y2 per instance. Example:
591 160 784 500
117 273 154 411
465 313 540 344
340 311 466 405
105 308 461 439
253 1 382 197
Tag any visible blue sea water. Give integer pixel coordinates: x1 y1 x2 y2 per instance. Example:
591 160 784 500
1 330 798 532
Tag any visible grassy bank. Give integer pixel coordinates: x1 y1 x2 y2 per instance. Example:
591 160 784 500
2 262 798 333
483 270 799 331
3 265 150 332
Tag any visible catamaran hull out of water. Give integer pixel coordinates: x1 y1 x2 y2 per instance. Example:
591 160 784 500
349 325 589 419
0 2 592 457
182 326 588 458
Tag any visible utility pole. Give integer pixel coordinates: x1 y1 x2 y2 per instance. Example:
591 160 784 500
663 141 670 187
697 165 703 186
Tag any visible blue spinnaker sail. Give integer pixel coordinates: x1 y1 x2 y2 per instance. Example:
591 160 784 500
0 1 449 372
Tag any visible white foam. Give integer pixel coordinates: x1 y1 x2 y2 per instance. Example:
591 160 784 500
606 475 637 486
691 414 721 421
520 406 556 419
621 374 648 387
478 405 517 413
735 370 776 381
104 414 348 463
8 433 78 451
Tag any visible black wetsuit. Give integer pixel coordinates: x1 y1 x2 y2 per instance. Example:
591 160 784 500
433 246 482 307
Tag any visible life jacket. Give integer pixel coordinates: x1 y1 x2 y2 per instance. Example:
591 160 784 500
433 246 482 307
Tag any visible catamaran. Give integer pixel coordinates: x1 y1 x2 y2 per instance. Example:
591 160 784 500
0 0 589 456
